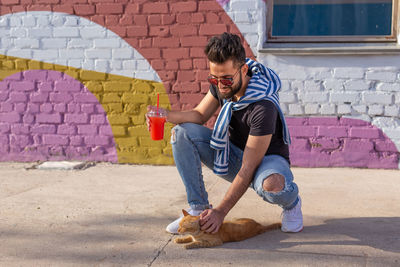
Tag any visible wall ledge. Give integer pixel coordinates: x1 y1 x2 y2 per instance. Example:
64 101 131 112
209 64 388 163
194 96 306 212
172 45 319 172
260 42 400 55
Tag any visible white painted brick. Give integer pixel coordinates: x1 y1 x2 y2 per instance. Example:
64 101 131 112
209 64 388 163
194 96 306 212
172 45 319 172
22 15 36 27
384 105 400 117
7 49 32 58
303 92 328 103
51 15 64 27
28 28 52 38
95 60 109 72
288 104 304 115
280 80 290 91
10 17 22 27
64 17 78 26
85 49 112 59
243 33 258 49
0 17 8 27
305 104 320 114
368 105 384 116
10 28 27 37
112 48 133 59
33 50 58 59
68 59 82 68
78 19 91 26
59 49 84 59
279 92 297 103
94 39 121 48
290 81 304 91
82 60 95 70
280 103 288 114
313 68 333 80
334 68 364 79
347 114 371 123
320 104 336 115
68 39 93 48
134 71 157 81
111 60 122 70
117 70 135 77
14 38 40 49
344 80 371 91
42 38 67 49
80 27 106 39
381 129 400 139
304 80 322 91
362 92 393 105
330 92 360 103
54 59 67 66
366 71 397 82
234 24 258 34
1 38 13 49
324 79 344 91
53 27 79 37
122 60 136 69
353 104 367 113
230 0 257 10
248 11 258 23
37 15 50 26
226 11 235 18
235 12 251 23
372 117 400 128
376 82 400 92
136 60 150 70
337 104 352 114
396 93 400 104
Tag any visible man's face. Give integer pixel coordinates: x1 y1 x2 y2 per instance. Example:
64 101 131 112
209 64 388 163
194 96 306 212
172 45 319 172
208 60 243 100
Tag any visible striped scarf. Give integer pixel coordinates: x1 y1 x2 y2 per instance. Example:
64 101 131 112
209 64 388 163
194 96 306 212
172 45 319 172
210 58 291 175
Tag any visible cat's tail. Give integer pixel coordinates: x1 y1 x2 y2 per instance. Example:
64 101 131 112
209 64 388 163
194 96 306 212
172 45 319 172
259 222 282 234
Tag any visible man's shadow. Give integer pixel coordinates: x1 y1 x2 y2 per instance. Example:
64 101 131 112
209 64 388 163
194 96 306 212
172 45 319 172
224 217 400 253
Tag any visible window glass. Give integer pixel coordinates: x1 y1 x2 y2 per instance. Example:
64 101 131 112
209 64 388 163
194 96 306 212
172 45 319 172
272 0 393 37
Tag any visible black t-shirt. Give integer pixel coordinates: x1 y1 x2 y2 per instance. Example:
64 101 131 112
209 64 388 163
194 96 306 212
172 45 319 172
210 85 290 164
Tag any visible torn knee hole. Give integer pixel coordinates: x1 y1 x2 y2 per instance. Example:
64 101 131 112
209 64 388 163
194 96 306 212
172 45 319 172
171 129 176 142
262 173 285 192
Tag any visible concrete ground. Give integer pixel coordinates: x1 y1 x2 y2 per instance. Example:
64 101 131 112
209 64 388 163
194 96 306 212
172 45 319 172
0 162 399 267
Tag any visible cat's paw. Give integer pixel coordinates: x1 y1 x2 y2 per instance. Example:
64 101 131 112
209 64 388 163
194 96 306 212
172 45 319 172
174 236 192 244
184 243 196 249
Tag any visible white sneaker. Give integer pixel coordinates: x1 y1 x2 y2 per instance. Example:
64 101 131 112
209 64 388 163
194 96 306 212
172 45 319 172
281 196 303 233
165 208 204 234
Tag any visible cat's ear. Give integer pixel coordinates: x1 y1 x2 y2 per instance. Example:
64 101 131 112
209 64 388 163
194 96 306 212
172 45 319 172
182 209 190 216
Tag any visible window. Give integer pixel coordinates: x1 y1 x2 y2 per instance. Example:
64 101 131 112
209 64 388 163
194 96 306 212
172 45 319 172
267 0 398 42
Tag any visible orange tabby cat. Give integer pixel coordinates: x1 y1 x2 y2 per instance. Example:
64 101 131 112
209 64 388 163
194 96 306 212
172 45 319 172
174 209 281 249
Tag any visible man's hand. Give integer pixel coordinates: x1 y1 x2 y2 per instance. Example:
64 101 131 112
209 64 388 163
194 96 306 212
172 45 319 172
199 208 226 234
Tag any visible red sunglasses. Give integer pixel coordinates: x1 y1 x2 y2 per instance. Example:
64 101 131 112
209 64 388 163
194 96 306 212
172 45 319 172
207 66 242 87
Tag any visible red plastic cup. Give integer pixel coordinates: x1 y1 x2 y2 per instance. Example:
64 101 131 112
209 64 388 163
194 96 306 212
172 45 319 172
147 111 166 140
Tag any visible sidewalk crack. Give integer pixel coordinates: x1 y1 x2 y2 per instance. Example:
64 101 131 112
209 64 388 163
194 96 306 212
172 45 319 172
147 236 173 267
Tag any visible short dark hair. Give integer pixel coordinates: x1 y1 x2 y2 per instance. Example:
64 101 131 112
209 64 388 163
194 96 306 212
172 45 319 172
204 32 246 68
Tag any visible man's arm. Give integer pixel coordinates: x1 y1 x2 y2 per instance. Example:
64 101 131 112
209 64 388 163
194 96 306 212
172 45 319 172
148 91 219 125
200 134 272 233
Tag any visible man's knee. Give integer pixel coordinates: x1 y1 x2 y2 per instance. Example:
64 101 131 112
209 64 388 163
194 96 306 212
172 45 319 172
262 173 285 192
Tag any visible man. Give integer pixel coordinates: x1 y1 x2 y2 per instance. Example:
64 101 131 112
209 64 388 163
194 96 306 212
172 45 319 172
147 32 303 234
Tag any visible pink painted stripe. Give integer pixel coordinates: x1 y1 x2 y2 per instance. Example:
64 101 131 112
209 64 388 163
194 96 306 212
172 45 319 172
0 70 118 162
287 117 399 169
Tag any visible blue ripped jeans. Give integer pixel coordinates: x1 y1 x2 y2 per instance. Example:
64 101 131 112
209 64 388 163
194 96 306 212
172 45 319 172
171 123 299 211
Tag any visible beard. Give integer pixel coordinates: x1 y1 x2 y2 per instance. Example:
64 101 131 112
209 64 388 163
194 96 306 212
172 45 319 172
216 71 243 100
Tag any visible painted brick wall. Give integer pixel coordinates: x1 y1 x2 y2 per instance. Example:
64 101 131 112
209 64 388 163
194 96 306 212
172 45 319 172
221 0 400 169
0 0 399 169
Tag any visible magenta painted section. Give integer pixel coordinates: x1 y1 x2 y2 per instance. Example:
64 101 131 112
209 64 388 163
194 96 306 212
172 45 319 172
0 70 118 162
216 0 230 6
288 117 399 169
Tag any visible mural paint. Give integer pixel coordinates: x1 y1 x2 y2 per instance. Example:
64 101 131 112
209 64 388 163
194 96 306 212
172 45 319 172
0 0 398 169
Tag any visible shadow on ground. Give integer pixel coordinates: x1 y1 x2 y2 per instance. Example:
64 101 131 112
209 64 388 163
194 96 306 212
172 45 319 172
222 217 400 254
